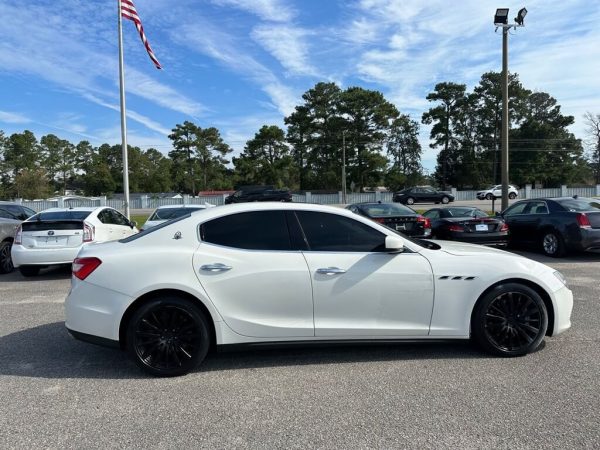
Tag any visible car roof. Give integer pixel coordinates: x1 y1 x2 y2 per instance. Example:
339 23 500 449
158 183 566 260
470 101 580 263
36 207 103 213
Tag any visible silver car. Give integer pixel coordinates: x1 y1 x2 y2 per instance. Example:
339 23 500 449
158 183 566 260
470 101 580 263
0 202 37 273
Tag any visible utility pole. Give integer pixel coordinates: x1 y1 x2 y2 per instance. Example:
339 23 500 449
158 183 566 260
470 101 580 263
342 130 347 204
494 7 527 211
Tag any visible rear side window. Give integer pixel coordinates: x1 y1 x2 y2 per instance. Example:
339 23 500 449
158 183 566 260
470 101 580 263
201 211 291 251
295 211 386 252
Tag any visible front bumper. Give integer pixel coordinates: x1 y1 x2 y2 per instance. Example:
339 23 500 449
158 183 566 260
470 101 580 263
11 244 81 267
551 285 573 336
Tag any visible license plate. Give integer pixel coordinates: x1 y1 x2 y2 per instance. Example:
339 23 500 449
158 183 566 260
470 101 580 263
475 224 488 232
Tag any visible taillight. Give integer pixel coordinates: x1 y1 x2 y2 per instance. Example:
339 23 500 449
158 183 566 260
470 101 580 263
373 218 386 224
417 216 431 228
500 222 509 232
448 224 464 232
14 225 22 245
72 257 102 280
83 222 95 242
576 213 591 229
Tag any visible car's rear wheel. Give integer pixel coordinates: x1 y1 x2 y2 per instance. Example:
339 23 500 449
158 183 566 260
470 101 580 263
541 230 566 257
441 196 450 204
406 197 415 205
19 266 41 277
0 241 14 274
508 192 517 199
127 297 210 377
485 193 493 200
472 283 547 357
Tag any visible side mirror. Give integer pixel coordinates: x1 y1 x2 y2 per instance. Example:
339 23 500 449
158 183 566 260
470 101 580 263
130 220 137 229
385 235 405 253
495 212 501 217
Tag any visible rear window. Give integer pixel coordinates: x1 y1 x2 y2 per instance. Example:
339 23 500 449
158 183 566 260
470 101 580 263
443 208 486 218
30 211 92 221
148 207 205 221
555 198 600 212
361 203 415 217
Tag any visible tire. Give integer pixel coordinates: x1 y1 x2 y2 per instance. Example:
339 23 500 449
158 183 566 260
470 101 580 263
471 283 548 357
0 241 14 274
19 266 41 277
441 196 450 204
541 230 566 257
126 297 210 377
485 193 493 200
508 192 517 200
406 197 415 205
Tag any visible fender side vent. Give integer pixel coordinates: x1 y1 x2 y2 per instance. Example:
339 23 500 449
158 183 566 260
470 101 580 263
465 276 476 280
439 276 450 280
452 276 463 280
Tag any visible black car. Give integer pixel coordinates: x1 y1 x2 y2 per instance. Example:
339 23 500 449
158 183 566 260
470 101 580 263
346 202 432 238
225 186 292 204
500 197 600 257
393 186 454 205
422 206 508 246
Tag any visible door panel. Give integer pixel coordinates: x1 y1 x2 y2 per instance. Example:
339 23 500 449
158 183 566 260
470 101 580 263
302 252 434 336
193 241 314 338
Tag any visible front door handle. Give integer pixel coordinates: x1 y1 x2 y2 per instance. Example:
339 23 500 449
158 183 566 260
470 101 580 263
316 267 346 275
200 263 232 272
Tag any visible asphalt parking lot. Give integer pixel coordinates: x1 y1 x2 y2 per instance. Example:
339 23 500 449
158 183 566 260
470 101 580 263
1 250 599 449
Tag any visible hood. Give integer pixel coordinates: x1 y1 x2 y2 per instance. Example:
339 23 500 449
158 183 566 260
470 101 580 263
434 240 515 257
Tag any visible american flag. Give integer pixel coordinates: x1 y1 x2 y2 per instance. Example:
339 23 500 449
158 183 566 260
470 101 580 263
120 0 162 69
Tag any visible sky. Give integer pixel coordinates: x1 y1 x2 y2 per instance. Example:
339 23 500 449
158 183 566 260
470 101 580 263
0 0 599 173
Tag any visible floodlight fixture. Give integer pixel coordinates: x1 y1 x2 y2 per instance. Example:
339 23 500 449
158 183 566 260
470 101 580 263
515 7 527 26
494 8 509 25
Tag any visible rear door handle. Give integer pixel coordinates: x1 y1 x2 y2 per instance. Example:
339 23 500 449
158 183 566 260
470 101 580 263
316 267 346 275
200 263 232 272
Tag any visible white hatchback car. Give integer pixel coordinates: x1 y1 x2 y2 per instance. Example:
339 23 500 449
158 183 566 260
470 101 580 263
12 206 138 276
142 203 215 231
65 203 573 376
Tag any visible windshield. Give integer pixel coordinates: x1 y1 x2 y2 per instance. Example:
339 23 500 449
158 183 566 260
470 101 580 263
361 203 415 217
556 198 600 212
148 207 205 221
30 210 92 221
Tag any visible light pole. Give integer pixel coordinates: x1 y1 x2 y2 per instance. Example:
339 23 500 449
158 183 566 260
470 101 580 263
494 7 527 211
342 130 347 204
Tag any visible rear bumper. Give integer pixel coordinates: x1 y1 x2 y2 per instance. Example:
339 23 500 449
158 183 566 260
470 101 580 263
11 244 81 267
570 228 600 251
440 232 508 245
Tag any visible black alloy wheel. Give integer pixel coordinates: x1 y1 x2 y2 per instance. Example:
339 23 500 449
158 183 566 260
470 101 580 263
19 265 41 277
541 231 566 258
441 196 450 204
472 283 548 356
127 297 210 376
0 241 13 274
406 197 415 205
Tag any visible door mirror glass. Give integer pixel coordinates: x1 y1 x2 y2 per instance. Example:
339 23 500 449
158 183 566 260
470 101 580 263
385 236 404 252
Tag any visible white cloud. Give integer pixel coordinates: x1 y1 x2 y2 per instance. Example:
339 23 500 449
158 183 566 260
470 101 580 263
0 111 31 124
211 0 296 22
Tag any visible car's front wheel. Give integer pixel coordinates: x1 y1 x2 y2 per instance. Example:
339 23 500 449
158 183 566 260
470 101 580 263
406 197 415 205
508 192 517 199
127 297 211 377
0 241 14 274
485 193 493 200
472 283 548 357
441 196 450 204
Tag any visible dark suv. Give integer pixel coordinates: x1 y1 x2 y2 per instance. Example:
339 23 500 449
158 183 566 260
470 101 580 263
225 186 292 204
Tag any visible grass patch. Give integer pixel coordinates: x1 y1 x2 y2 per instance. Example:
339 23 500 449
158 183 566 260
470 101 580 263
131 214 149 228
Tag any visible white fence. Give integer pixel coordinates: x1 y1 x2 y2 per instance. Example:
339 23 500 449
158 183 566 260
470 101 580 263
12 184 600 212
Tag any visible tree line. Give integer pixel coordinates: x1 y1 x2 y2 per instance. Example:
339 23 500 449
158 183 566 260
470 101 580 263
0 73 598 199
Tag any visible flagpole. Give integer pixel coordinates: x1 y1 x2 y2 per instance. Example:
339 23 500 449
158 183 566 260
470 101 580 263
118 0 131 219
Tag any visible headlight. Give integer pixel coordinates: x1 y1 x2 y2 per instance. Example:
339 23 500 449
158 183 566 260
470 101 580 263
553 271 569 289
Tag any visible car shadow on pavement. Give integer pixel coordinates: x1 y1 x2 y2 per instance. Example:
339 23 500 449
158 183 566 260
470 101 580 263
1 265 72 281
0 322 491 379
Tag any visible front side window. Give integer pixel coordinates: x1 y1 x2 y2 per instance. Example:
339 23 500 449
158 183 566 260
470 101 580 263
201 211 291 250
295 211 386 252
503 202 528 216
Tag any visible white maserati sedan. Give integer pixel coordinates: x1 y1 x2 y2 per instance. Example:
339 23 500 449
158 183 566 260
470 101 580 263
65 203 573 376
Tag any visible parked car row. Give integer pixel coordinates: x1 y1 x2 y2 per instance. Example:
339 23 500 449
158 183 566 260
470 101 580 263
348 196 600 257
